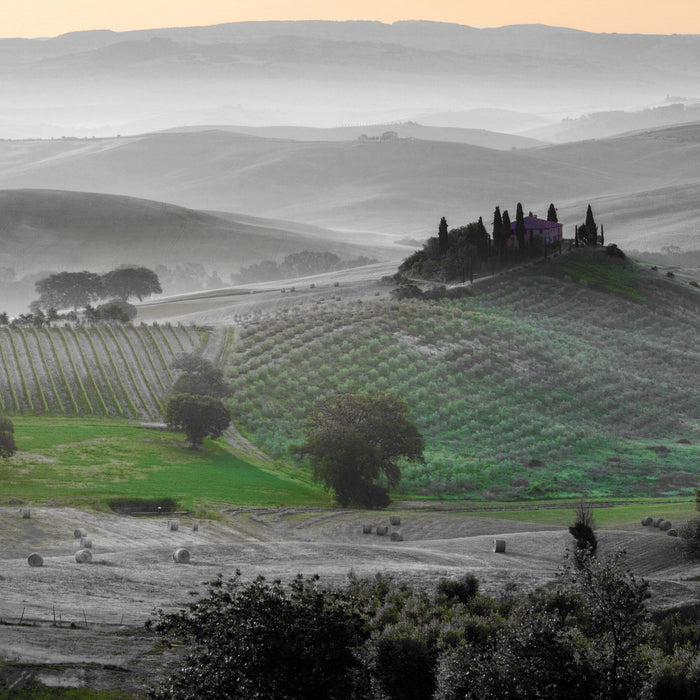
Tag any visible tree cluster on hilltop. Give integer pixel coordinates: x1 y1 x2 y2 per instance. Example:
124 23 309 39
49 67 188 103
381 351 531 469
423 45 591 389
233 251 377 284
148 550 700 700
398 202 565 284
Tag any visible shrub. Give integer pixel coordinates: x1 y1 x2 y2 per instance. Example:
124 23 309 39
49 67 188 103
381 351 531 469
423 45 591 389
569 498 597 554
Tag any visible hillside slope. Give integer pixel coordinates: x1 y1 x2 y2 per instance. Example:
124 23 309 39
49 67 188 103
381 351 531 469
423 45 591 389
223 249 700 500
1 124 699 249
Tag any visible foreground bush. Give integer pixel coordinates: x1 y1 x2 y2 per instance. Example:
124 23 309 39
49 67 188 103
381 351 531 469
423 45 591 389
148 555 698 700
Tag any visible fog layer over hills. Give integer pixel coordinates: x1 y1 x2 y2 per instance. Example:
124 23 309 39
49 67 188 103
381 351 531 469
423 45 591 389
2 21 700 138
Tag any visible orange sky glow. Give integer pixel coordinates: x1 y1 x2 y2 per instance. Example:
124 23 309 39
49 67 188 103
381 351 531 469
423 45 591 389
2 0 699 38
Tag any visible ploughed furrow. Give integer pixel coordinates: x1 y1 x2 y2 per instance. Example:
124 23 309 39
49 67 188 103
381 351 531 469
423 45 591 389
103 324 158 418
0 329 20 412
59 326 106 415
20 328 58 413
76 327 128 417
1 327 33 412
42 328 81 414
127 326 168 393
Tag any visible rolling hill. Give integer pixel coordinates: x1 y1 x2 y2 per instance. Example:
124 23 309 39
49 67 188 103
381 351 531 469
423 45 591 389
1 123 699 251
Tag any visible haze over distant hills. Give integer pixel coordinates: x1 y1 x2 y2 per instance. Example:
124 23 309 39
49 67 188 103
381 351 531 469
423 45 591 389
1 21 700 138
2 121 699 252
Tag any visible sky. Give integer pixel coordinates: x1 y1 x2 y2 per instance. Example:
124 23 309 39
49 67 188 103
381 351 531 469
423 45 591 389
2 0 699 38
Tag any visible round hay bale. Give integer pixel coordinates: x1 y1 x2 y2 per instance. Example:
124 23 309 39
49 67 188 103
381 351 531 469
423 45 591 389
27 553 43 567
21 508 31 519
80 537 93 548
73 528 87 539
641 516 654 526
493 539 506 553
653 518 664 528
659 520 672 531
362 523 372 534
192 521 199 532
389 515 401 526
376 525 388 536
167 520 179 531
390 532 403 542
173 548 190 563
75 549 92 564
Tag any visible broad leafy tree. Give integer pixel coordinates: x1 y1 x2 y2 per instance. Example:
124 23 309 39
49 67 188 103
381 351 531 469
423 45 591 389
172 354 230 398
101 266 162 302
164 393 231 449
34 271 104 311
0 416 16 458
295 391 424 507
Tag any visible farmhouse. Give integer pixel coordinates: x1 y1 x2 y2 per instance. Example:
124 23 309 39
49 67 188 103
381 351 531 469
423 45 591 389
509 215 563 247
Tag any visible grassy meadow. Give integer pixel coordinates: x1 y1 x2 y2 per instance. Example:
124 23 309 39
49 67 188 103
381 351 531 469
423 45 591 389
227 249 700 501
2 417 329 510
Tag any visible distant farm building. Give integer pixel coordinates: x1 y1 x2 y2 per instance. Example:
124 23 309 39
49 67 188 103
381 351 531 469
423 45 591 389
509 215 563 247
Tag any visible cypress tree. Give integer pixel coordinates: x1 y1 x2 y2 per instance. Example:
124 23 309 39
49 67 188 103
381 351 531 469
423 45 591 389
585 205 598 246
502 209 512 259
438 217 449 256
492 206 503 253
600 223 605 246
515 202 526 251
547 203 558 222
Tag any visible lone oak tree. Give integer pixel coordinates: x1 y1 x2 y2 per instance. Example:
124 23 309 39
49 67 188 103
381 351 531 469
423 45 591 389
296 391 424 507
164 393 231 449
35 271 104 311
101 266 162 302
172 354 231 398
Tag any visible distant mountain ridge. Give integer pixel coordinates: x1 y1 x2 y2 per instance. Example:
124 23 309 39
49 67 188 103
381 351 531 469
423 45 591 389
2 21 700 138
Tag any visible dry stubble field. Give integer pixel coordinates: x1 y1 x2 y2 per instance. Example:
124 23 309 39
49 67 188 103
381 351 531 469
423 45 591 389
1 504 698 693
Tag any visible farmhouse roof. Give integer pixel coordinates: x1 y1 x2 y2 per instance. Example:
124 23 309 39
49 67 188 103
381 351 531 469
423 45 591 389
510 215 561 231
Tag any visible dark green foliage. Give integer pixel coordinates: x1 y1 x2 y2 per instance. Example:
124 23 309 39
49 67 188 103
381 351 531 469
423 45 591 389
515 202 526 250
164 393 231 449
438 216 449 255
97 299 138 322
295 392 424 507
108 497 178 514
491 206 504 252
679 516 700 559
547 202 558 222
148 573 370 700
149 553 695 700
371 637 436 700
436 574 479 605
172 354 230 398
570 499 598 553
0 415 16 458
101 266 162 302
35 271 104 311
606 243 626 259
585 204 599 246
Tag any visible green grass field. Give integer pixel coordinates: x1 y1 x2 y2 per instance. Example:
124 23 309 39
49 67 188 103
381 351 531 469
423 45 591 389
2 417 330 510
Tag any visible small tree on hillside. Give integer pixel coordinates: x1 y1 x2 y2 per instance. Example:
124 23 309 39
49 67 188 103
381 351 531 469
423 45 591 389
0 416 16 458
547 203 558 222
295 392 424 508
164 393 231 449
172 354 231 398
569 498 597 555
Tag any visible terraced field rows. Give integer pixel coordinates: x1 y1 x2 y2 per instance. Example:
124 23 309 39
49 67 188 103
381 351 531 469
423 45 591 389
0 324 200 419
